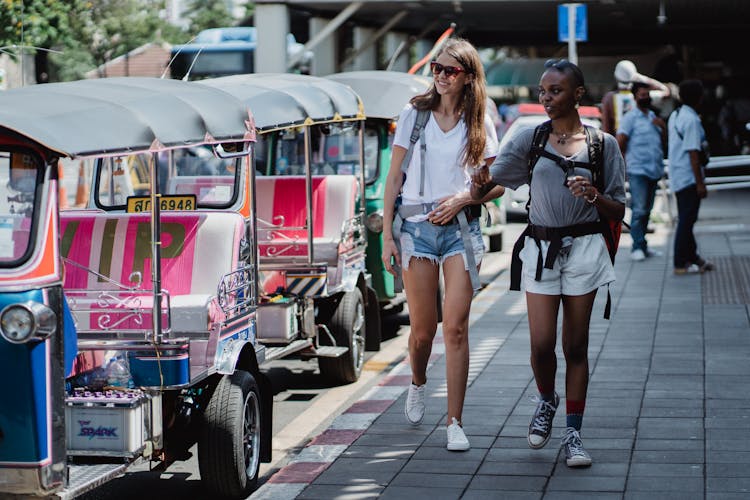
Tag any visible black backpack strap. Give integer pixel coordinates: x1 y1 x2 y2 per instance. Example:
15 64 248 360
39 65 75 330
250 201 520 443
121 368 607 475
526 121 552 211
584 125 605 191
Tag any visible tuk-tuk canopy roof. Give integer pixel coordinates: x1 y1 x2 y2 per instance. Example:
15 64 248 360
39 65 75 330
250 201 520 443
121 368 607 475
0 77 255 158
201 73 365 132
326 71 432 120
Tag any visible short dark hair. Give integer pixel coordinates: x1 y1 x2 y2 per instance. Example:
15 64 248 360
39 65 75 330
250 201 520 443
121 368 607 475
679 79 704 108
631 82 650 96
543 59 585 88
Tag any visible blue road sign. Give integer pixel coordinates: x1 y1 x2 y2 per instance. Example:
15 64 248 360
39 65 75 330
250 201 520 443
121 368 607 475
558 4 588 42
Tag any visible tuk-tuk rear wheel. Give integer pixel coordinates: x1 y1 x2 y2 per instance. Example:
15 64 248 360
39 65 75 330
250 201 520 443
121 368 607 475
319 288 366 384
199 370 261 499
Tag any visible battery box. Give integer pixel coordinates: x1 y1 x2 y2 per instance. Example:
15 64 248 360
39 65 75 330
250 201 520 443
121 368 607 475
65 390 150 457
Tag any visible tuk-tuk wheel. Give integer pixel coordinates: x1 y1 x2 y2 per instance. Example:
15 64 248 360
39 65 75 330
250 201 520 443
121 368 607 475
319 288 366 384
199 370 261 498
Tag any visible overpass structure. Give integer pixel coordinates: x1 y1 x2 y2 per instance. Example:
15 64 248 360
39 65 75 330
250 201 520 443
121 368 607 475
254 0 748 86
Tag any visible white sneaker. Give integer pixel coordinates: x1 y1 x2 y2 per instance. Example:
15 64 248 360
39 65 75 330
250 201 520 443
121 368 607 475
630 249 646 262
561 427 592 467
645 248 663 258
446 417 470 451
405 383 425 425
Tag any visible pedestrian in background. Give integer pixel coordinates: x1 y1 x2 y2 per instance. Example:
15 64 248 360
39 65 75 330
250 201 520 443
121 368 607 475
381 38 502 451
617 81 667 261
668 79 715 274
472 59 626 467
601 60 671 135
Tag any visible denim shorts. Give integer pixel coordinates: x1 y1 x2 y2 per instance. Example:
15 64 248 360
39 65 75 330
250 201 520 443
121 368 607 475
400 218 484 272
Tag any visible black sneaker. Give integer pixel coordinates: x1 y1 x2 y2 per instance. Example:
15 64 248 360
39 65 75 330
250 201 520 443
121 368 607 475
527 392 559 449
561 427 592 467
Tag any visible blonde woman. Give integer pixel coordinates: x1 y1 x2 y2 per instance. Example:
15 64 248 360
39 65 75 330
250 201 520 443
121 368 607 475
382 38 503 451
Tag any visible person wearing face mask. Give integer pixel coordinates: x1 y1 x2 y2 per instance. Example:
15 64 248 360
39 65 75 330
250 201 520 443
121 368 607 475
616 82 667 262
601 60 671 135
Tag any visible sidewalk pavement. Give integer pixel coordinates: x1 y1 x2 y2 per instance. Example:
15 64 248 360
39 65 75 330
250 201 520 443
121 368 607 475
253 189 750 500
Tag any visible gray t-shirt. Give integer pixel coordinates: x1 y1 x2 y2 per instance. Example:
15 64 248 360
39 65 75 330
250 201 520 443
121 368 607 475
489 127 626 228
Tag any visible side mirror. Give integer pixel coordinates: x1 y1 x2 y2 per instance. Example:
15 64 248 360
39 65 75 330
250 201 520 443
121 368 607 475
213 142 250 159
9 153 40 192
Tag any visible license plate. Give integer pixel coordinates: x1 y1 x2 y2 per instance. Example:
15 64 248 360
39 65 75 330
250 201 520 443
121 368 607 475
126 195 197 213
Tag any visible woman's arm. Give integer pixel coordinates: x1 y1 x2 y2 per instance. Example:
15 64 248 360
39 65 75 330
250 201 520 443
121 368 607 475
567 176 625 221
381 145 406 275
428 157 504 225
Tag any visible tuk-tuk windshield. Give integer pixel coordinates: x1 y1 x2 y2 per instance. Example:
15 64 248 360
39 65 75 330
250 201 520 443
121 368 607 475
0 150 39 265
272 122 361 176
95 147 240 210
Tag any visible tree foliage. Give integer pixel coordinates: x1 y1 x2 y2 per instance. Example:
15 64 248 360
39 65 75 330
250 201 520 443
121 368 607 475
0 0 78 56
1 0 255 82
184 0 233 34
50 0 185 81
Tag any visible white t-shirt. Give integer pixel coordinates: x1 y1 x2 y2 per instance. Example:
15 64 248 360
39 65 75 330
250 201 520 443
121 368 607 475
393 104 498 221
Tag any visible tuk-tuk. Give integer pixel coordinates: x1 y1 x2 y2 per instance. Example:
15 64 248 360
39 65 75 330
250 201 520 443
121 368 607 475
201 74 378 384
0 77 272 499
326 71 506 316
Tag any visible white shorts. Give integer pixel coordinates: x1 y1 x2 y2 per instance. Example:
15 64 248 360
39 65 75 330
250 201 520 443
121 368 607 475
519 233 616 296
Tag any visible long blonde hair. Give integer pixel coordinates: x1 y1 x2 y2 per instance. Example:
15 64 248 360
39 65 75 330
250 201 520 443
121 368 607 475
410 38 487 167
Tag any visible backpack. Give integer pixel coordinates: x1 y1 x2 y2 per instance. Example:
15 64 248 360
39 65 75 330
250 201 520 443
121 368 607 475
527 121 622 265
526 121 624 319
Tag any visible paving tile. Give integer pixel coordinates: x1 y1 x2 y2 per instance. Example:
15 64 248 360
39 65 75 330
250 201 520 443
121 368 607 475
631 449 705 463
296 483 384 500
401 458 481 475
476 461 554 476
546 475 627 492
706 477 750 493
626 476 704 492
339 445 417 460
389 472 472 489
628 463 703 477
624 492 703 500
467 475 547 491
311 458 406 486
378 486 464 500
634 438 704 451
461 491 541 500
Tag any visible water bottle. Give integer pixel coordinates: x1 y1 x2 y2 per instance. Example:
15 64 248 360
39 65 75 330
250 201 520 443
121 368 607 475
106 355 133 389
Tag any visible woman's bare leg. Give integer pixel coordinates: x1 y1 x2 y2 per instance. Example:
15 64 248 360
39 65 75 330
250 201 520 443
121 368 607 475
441 254 474 425
402 258 440 386
526 292 562 394
561 291 596 402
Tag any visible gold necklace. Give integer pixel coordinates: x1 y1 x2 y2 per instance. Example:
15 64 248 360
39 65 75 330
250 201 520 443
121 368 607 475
552 126 584 144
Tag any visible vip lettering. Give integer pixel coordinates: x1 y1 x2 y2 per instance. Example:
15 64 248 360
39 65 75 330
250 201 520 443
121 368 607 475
78 420 118 439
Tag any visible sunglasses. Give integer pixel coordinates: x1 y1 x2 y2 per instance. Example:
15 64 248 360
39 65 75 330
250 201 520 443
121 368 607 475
430 61 469 78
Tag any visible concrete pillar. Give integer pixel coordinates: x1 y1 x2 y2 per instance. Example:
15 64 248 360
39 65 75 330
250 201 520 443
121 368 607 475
310 17 337 76
414 39 434 75
349 26 377 71
254 3 289 74
384 32 409 72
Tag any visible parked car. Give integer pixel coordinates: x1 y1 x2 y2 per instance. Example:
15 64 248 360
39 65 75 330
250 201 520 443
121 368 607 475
499 104 602 221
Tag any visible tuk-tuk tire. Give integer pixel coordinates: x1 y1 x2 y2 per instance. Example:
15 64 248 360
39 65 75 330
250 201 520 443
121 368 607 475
199 370 261 499
364 286 381 352
319 288 366 384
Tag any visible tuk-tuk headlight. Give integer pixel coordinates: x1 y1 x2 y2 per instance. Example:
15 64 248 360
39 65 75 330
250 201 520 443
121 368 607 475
366 212 383 233
0 302 56 344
